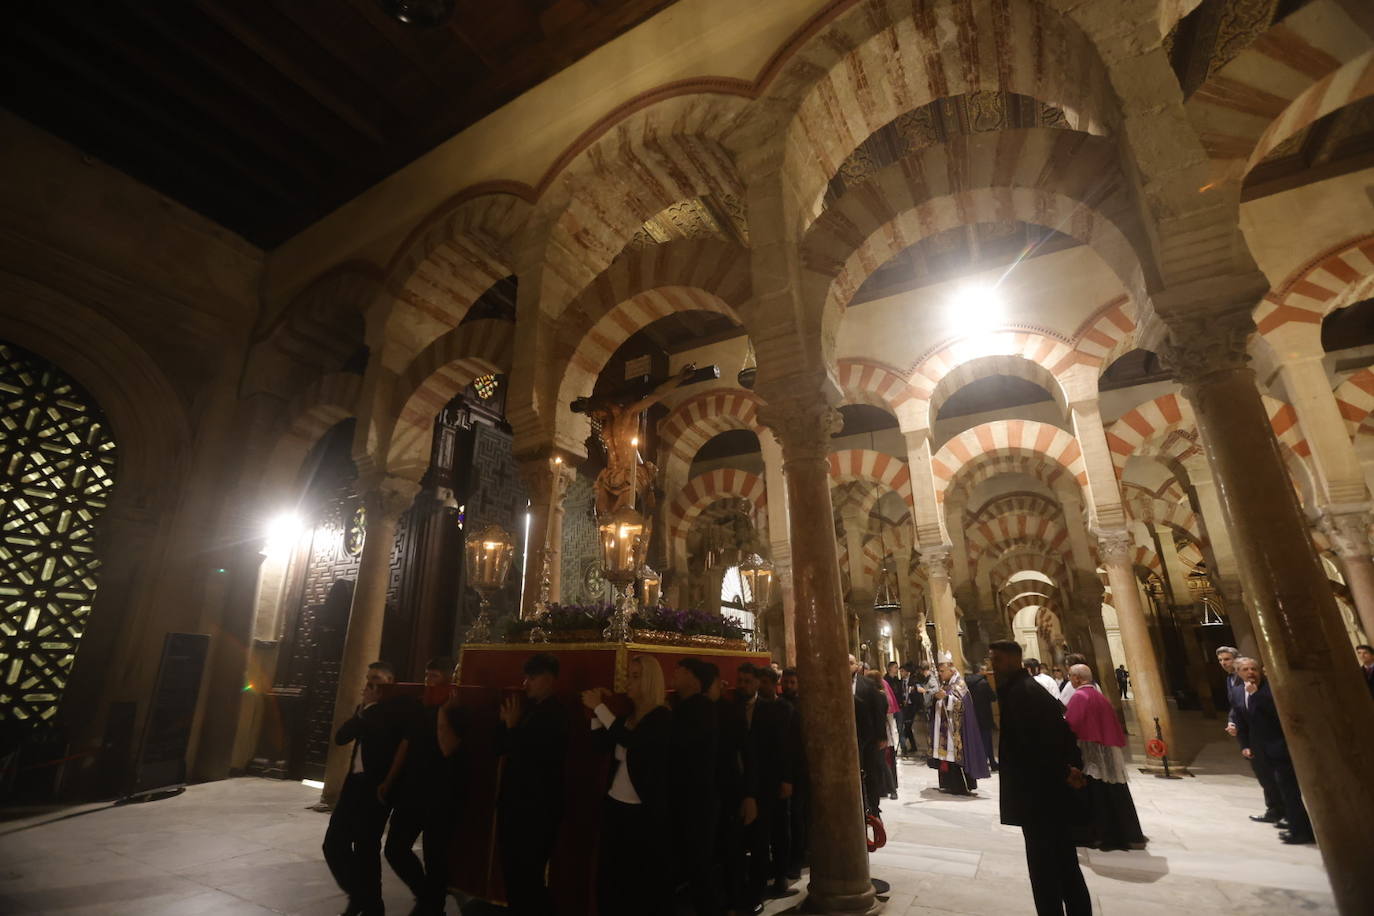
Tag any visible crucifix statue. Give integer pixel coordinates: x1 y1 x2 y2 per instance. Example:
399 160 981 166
571 362 718 526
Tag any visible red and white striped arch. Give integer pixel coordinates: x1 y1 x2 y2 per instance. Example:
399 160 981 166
827 450 914 513
666 468 768 572
931 421 1086 504
263 372 363 498
657 388 765 488
910 331 1078 408
1186 2 1374 179
835 358 922 431
1334 368 1374 436
388 320 515 481
1106 394 1197 477
1256 235 1374 342
966 513 1070 563
381 190 529 369
759 0 1114 232
1072 297 1136 373
914 345 1075 431
800 131 1150 324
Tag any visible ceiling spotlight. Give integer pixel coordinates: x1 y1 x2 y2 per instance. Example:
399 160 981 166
951 283 1004 337
377 0 455 27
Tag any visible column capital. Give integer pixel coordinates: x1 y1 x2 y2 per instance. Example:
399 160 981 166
518 453 577 503
1156 308 1256 386
1317 508 1373 560
1093 527 1134 564
756 397 843 464
919 546 952 578
360 474 420 524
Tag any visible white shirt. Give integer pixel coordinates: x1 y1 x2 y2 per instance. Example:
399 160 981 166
1033 673 1059 696
1058 682 1077 706
591 703 641 804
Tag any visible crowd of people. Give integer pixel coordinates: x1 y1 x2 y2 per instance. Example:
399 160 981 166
329 635 1374 916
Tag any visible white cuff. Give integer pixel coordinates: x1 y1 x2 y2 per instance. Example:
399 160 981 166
594 703 616 729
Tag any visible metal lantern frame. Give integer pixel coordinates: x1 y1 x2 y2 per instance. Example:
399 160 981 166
463 523 516 643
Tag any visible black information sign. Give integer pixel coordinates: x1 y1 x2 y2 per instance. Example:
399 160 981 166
130 632 210 797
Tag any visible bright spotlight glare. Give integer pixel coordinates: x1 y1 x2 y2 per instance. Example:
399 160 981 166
952 283 1004 336
264 512 303 553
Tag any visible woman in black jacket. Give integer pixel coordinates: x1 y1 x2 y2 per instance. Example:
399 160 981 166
583 654 673 915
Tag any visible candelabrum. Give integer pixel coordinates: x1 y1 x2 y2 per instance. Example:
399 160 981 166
464 523 514 644
529 548 552 644
603 578 637 643
597 506 647 643
738 553 775 653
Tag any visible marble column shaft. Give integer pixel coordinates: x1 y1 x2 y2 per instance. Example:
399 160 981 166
518 455 575 617
1318 510 1374 640
1077 580 1125 717
921 548 965 670
1096 530 1175 753
758 398 875 914
321 476 418 805
1162 311 1374 914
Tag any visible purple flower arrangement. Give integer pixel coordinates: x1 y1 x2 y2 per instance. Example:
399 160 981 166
504 602 746 641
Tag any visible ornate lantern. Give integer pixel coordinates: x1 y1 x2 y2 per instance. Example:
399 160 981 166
872 564 901 614
598 507 648 641
464 523 515 643
737 552 775 651
638 565 662 609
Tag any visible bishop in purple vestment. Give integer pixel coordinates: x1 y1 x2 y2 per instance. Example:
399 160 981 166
927 656 991 795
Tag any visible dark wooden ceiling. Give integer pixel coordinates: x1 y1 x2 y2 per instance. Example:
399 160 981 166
2 0 681 249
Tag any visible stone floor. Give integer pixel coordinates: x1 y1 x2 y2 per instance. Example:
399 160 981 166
0 709 1335 915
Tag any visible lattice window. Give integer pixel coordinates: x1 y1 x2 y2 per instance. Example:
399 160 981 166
0 341 116 723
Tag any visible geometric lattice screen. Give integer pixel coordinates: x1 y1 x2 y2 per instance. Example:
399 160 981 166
0 341 116 722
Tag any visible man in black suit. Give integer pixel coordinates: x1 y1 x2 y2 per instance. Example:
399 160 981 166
964 663 998 772
1231 657 1314 844
324 660 411 916
384 658 462 916
849 654 888 815
748 665 798 901
669 658 721 915
1218 646 1284 825
495 652 569 915
989 641 1090 916
1357 644 1374 698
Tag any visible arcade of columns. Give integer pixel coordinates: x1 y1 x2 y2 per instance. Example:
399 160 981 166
233 1 1374 912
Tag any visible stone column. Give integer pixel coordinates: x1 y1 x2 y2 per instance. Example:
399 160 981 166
1318 510 1374 640
761 432 798 664
1187 460 1260 657
518 454 576 616
757 398 876 914
321 475 419 804
893 547 923 661
1076 577 1124 716
1095 529 1174 753
1161 310 1374 913
921 547 965 670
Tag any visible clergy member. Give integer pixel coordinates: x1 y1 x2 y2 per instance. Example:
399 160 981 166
927 653 991 795
1063 664 1147 851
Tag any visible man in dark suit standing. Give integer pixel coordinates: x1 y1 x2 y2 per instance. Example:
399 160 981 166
324 661 411 916
964 664 998 772
1231 657 1314 844
849 654 888 816
1219 645 1284 825
748 665 797 901
495 652 569 915
989 641 1090 916
779 668 807 880
1357 644 1374 698
669 658 721 915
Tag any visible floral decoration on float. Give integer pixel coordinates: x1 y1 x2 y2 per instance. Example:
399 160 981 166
504 602 749 650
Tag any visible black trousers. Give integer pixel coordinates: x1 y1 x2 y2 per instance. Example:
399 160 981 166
384 797 456 914
980 725 997 769
1020 819 1091 916
788 783 809 873
323 773 390 911
1255 748 1312 839
598 798 670 916
745 795 790 901
673 798 722 916
497 804 560 915
1248 754 1285 817
716 796 748 910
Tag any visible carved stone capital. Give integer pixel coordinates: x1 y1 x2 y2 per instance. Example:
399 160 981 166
519 454 577 506
1094 528 1134 565
1156 309 1256 387
361 475 420 524
756 398 843 464
919 546 952 579
1318 510 1373 560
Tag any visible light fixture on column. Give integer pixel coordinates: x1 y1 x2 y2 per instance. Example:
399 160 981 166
737 552 775 651
737 338 758 390
464 523 515 643
598 507 647 641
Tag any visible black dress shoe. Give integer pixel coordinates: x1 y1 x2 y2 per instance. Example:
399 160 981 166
1279 831 1315 845
1249 813 1279 823
1275 819 1289 830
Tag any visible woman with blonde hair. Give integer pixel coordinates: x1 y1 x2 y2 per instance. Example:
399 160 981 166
583 655 673 915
